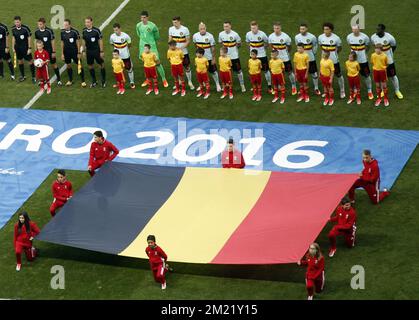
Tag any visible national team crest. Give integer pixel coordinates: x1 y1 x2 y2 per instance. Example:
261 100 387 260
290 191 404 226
43 37 48 42
280 39 284 43
258 36 261 40
205 38 208 42
230 36 233 40
69 38 74 43
180 32 184 36
330 40 333 44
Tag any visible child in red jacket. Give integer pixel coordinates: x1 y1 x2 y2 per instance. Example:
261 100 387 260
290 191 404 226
328 197 357 257
14 212 40 271
297 242 325 300
50 169 73 217
145 235 172 290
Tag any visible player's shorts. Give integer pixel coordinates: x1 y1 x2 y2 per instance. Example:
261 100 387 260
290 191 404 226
271 73 285 87
171 63 184 78
220 70 232 84
284 60 293 73
36 65 49 81
373 69 387 83
348 75 361 89
114 71 125 83
15 47 32 61
144 66 157 79
231 58 242 72
64 50 79 64
359 62 371 77
334 63 342 77
86 49 104 65
0 48 11 60
249 73 262 85
259 56 269 72
122 57 132 70
208 60 217 73
46 49 57 64
196 71 209 83
296 69 308 83
320 75 331 87
386 63 397 77
183 54 191 69
308 60 318 74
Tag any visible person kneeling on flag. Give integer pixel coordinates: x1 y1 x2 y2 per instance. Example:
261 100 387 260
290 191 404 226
328 197 357 258
221 138 245 169
88 130 119 177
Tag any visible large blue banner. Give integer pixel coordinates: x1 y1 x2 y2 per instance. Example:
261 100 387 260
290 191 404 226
0 108 418 228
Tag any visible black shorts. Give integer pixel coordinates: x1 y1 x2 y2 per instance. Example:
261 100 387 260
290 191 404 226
15 47 32 61
359 62 371 77
123 57 132 70
284 60 293 73
46 49 57 64
183 53 190 69
308 61 318 74
386 63 397 77
0 48 11 60
259 56 269 72
334 63 342 77
208 60 217 73
86 49 104 65
64 50 79 64
231 58 242 72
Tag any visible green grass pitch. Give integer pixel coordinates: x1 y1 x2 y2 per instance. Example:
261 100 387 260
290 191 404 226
0 0 418 299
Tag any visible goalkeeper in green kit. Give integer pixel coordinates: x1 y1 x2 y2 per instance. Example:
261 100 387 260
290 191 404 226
136 10 168 87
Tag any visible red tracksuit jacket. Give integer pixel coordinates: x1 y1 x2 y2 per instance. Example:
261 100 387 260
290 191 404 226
89 140 119 166
221 149 246 168
14 222 40 247
145 245 168 269
361 159 380 184
52 180 73 202
301 255 325 280
330 207 357 231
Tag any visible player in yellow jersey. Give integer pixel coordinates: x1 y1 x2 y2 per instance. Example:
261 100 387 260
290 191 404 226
371 44 389 107
248 49 262 101
293 43 310 103
269 50 286 104
112 50 126 94
141 44 159 95
218 47 233 99
167 40 186 96
345 52 361 105
319 51 335 106
195 48 210 99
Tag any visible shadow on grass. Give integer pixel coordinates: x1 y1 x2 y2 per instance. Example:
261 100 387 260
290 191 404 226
38 243 305 283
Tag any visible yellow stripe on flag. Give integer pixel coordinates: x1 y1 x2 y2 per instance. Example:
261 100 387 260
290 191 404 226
13 53 17 69
119 167 271 263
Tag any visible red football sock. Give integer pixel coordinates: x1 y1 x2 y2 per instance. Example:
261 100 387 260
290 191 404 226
154 79 158 90
175 80 179 90
16 253 22 264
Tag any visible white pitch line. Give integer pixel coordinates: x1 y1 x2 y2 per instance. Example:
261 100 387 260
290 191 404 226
23 0 131 110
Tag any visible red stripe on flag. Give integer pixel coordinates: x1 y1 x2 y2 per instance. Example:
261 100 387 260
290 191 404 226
211 172 358 265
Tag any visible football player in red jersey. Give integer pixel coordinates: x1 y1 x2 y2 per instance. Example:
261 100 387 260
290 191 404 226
348 149 390 204
34 40 51 94
328 197 357 257
50 169 73 217
14 212 40 272
88 130 119 177
297 243 325 300
145 235 172 290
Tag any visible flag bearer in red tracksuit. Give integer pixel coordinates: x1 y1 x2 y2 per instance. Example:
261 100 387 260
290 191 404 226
348 149 390 204
328 197 357 257
88 130 119 177
297 243 325 300
145 235 172 290
221 137 246 169
50 169 73 217
14 212 40 272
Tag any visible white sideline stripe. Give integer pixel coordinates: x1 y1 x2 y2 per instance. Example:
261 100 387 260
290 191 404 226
23 0 131 110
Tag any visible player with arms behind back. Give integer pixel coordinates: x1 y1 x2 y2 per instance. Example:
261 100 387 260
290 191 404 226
0 22 15 80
